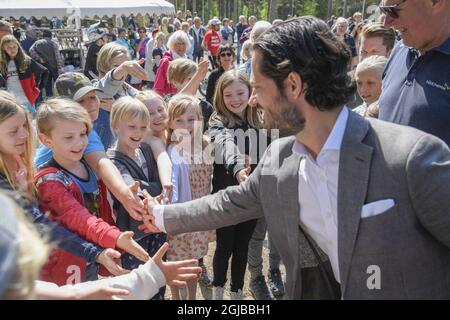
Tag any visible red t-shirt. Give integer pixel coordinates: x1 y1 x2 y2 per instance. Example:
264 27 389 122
203 30 222 56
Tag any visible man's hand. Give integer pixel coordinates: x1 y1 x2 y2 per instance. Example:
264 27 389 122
138 191 162 234
96 248 130 276
117 181 145 221
152 243 202 286
236 166 251 184
116 231 150 262
113 59 147 81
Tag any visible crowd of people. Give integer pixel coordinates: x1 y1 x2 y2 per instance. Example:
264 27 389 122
0 0 449 301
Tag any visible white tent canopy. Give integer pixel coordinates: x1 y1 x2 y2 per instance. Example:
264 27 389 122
0 0 175 19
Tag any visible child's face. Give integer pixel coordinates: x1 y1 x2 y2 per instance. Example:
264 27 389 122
77 91 100 121
114 116 148 152
146 98 168 133
41 120 89 164
110 53 129 71
356 69 382 105
169 105 200 142
223 80 249 119
0 110 28 157
3 42 18 59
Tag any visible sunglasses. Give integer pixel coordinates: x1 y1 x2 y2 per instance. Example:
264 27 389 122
220 52 232 57
379 0 407 19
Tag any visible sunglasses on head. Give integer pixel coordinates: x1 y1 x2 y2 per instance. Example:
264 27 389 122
220 52 232 57
379 0 407 19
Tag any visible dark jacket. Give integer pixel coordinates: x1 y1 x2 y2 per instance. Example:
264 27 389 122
84 42 101 79
0 173 102 265
107 143 162 240
206 66 225 104
207 117 269 193
0 58 48 105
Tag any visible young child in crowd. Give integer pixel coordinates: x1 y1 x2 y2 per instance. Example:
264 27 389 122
207 70 267 300
33 72 148 223
166 58 214 131
0 90 133 279
165 94 215 300
353 55 388 117
0 35 48 113
107 96 167 299
34 98 149 286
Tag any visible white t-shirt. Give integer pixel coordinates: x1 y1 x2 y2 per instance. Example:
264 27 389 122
6 61 29 105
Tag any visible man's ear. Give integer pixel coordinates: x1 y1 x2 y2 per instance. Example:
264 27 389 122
38 133 52 149
286 71 303 99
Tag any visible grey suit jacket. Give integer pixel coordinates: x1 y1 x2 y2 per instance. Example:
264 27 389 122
164 109 450 299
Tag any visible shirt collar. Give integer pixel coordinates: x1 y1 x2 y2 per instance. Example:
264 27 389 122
432 36 450 55
292 107 349 157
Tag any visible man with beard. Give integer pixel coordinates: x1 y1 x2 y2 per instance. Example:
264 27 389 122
139 17 450 299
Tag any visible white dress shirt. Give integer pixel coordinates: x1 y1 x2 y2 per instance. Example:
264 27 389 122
154 107 350 283
293 107 348 283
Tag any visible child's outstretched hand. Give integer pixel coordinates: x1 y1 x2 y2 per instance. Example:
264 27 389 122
96 248 130 276
197 58 209 80
116 231 150 262
152 243 202 287
13 155 28 191
236 166 251 184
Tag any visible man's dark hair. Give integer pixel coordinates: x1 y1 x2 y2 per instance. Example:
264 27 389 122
362 23 396 53
253 16 355 111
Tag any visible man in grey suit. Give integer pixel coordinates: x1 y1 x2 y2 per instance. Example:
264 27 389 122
141 16 450 299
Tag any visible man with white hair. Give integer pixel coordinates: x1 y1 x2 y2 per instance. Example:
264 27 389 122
239 21 272 77
189 17 207 63
236 15 249 64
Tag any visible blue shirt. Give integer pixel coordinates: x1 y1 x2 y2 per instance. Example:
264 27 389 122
94 108 116 150
34 130 105 167
379 38 450 145
65 160 101 218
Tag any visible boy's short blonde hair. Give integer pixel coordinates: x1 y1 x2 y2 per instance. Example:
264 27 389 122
355 55 388 75
167 58 198 85
110 96 150 132
36 98 92 136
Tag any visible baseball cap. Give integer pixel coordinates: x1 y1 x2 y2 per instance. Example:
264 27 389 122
87 27 106 44
54 72 103 102
209 18 221 26
0 193 19 298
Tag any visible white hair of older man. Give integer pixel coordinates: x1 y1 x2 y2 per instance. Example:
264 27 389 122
250 21 272 43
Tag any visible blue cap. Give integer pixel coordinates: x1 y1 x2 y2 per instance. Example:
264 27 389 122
0 193 19 298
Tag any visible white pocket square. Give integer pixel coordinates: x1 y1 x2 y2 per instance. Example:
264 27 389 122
361 199 395 219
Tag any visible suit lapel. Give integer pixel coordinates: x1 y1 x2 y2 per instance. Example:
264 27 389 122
337 111 373 296
277 141 302 295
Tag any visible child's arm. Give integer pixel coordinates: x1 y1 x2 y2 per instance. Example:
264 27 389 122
36 177 149 262
85 151 146 220
178 59 209 96
147 137 172 196
35 243 201 300
207 123 248 183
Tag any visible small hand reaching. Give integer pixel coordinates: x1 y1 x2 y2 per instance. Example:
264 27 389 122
116 231 150 262
152 243 202 287
96 248 130 276
236 166 251 184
